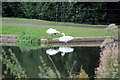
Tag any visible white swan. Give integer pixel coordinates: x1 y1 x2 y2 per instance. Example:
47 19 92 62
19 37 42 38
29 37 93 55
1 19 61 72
46 49 59 55
59 33 74 43
46 28 60 37
59 46 74 56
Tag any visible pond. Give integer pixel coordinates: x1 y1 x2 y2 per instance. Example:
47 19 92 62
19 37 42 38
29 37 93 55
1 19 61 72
2 45 100 78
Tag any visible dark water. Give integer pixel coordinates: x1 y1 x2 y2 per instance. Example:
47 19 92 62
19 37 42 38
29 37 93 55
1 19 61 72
2 46 100 78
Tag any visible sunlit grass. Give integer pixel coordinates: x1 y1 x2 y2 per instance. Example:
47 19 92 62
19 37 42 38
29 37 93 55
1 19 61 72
2 23 112 38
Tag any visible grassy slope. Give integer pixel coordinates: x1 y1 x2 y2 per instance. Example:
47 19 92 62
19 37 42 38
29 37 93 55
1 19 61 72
2 17 109 27
2 23 112 38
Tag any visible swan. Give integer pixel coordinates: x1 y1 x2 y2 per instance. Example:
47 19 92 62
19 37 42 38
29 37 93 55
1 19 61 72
46 49 59 56
46 28 60 37
59 33 74 44
59 46 74 56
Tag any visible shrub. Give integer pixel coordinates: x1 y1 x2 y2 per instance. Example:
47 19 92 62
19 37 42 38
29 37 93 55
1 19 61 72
95 23 119 78
95 42 119 78
16 31 41 51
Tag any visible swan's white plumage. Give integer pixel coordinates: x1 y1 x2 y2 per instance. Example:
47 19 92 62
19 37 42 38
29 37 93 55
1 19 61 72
46 28 60 34
59 33 74 43
46 49 59 55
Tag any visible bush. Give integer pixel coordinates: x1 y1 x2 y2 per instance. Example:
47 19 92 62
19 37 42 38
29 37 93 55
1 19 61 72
16 31 41 51
95 42 119 78
3 2 120 25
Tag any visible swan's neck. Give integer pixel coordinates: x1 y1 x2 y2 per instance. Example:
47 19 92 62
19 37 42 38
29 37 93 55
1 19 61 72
61 52 65 56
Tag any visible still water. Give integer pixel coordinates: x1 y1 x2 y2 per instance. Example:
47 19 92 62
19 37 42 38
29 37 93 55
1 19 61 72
2 46 100 78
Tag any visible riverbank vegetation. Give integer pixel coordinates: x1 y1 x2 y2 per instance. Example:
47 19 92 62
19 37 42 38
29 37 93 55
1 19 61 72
16 31 41 51
1 24 119 79
1 2 119 79
95 24 119 78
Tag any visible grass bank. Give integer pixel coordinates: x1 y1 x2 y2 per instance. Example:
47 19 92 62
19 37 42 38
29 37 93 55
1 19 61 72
2 23 112 38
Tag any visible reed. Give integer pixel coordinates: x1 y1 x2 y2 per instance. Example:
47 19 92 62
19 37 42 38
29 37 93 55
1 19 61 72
2 48 27 78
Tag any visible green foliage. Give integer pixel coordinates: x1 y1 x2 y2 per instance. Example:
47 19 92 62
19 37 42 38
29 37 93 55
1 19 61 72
16 31 41 51
69 67 89 78
79 67 89 78
38 56 60 78
3 2 119 24
2 48 27 78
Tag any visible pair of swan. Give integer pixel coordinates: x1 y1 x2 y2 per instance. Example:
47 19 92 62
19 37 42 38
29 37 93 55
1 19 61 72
46 46 74 56
46 28 74 43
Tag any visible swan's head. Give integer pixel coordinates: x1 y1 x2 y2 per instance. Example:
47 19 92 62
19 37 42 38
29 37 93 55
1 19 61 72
61 33 65 36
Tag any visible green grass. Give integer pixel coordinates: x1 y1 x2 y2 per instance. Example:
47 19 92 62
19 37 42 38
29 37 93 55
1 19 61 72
2 23 112 38
2 17 110 27
0 44 17 47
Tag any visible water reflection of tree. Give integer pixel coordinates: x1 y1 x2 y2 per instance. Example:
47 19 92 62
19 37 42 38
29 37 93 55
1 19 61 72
48 47 100 78
2 46 100 78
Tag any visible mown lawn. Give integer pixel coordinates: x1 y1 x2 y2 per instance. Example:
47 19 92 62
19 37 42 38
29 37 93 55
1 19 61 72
2 23 112 38
2 17 109 27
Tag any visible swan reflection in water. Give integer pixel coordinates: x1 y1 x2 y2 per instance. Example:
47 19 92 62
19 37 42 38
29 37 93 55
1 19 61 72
46 46 74 56
59 46 74 56
46 49 59 56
